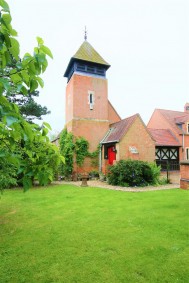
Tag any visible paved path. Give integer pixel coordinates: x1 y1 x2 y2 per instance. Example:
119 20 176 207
56 180 179 192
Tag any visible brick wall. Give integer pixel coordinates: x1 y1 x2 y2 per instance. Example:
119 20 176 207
180 161 189 189
66 73 109 121
65 73 111 173
71 119 109 152
119 116 155 162
108 101 121 124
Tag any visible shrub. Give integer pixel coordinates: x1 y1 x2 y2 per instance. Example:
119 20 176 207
107 159 161 187
89 170 99 179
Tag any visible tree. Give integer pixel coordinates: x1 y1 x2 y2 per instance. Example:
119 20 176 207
7 90 51 123
0 0 64 190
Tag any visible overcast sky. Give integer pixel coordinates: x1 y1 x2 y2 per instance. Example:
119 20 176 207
9 0 189 134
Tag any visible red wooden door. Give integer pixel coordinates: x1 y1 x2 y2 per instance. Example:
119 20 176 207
108 147 116 165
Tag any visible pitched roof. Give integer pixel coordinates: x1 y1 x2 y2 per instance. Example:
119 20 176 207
174 115 188 124
157 109 189 134
101 114 138 143
64 40 110 78
148 128 181 146
73 41 110 66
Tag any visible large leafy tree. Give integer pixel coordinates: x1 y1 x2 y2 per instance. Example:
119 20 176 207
0 0 64 190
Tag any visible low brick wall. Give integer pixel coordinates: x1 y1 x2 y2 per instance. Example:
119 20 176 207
180 161 189 190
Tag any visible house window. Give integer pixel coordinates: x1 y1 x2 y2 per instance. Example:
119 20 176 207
186 148 189 160
177 123 182 130
88 91 94 110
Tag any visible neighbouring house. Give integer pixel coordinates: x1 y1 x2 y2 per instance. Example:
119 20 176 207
147 104 189 183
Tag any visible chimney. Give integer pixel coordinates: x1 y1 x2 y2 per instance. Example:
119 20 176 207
184 103 189 113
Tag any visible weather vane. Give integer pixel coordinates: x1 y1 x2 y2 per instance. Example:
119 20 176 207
84 26 87 41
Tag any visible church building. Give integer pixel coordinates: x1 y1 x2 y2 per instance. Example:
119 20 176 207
62 36 155 175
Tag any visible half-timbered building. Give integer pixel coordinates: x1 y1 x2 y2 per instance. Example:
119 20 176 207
147 105 189 182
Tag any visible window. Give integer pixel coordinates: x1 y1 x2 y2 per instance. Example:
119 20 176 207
177 123 182 130
89 93 93 104
187 123 189 134
186 148 189 160
88 91 94 110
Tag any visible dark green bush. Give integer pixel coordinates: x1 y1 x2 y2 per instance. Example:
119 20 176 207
89 170 99 179
107 159 161 187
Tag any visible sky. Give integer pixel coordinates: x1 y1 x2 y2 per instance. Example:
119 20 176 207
9 0 189 134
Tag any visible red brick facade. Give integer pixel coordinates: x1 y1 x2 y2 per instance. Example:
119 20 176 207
101 115 155 174
180 161 189 190
119 117 155 161
65 69 122 173
65 74 110 152
148 108 189 161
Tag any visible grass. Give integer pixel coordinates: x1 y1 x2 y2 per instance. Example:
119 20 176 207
0 184 189 283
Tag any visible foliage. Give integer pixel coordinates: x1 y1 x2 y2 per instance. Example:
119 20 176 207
108 159 161 187
158 176 170 185
8 90 51 122
59 128 99 177
18 134 64 190
0 147 18 190
75 137 89 166
59 129 75 177
89 170 99 179
88 145 100 167
0 0 64 190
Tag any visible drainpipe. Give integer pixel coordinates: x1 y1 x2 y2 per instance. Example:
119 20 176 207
99 143 102 173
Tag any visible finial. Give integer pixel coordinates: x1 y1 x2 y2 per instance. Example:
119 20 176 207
84 26 87 41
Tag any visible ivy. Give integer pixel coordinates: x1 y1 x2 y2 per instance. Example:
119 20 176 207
59 128 99 177
75 137 89 166
59 129 75 177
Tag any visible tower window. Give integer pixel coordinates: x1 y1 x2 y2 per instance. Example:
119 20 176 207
186 148 189 160
88 91 95 110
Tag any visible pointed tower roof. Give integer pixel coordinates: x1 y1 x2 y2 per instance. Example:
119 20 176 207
73 41 110 66
64 40 110 78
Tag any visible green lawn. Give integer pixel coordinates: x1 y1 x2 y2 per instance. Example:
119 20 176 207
0 185 189 283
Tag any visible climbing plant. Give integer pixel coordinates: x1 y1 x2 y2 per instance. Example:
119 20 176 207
59 128 99 177
75 137 89 166
59 129 75 177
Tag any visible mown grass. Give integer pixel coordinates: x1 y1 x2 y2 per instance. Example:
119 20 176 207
0 185 188 283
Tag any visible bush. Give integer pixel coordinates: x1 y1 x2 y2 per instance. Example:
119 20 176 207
89 170 99 179
107 159 161 187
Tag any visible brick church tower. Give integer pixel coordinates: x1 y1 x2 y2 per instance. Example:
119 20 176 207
64 37 120 172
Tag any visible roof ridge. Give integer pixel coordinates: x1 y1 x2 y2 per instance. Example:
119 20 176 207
110 113 138 127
